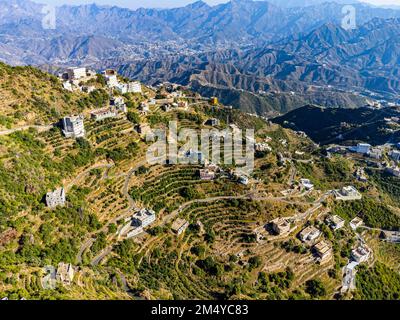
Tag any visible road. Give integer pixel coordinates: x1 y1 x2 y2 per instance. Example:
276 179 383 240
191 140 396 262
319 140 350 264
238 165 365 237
0 124 54 136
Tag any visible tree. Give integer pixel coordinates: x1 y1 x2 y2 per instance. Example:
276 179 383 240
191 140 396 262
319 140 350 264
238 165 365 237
305 279 326 298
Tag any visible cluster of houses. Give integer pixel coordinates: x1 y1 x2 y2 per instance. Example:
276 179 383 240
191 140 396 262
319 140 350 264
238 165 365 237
41 262 75 290
60 67 97 92
102 69 142 94
119 208 156 239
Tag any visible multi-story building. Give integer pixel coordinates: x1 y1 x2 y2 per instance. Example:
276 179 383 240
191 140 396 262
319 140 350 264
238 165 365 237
351 245 371 263
56 263 75 286
62 116 85 138
171 218 189 235
132 209 156 228
66 67 87 80
389 150 400 162
327 215 345 230
355 143 371 154
299 226 321 243
46 188 66 208
313 241 333 263
90 107 117 121
270 217 291 235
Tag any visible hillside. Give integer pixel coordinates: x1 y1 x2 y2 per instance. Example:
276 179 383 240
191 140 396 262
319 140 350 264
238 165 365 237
0 64 399 300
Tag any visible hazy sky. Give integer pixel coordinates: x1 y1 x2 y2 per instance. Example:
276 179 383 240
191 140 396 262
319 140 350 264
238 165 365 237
36 0 400 9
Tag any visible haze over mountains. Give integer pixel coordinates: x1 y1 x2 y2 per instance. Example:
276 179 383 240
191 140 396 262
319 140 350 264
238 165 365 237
1 0 400 114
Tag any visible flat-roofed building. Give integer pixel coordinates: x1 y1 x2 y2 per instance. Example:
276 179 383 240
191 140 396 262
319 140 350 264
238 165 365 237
132 209 156 228
46 187 66 208
199 169 216 181
351 244 371 263
313 240 333 263
350 217 363 230
90 107 117 121
171 218 189 235
327 215 345 230
299 225 321 243
67 67 87 80
56 263 75 286
270 217 291 235
334 186 362 201
62 115 85 138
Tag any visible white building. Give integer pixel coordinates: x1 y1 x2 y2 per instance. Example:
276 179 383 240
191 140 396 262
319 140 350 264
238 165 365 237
117 81 142 94
389 150 400 162
299 226 321 243
90 107 117 121
46 188 66 208
132 209 156 228
300 178 314 191
334 186 362 201
67 67 87 80
56 263 75 286
350 217 364 230
270 217 291 235
355 143 371 154
327 215 345 230
313 240 333 262
171 218 189 235
351 245 371 263
62 116 85 138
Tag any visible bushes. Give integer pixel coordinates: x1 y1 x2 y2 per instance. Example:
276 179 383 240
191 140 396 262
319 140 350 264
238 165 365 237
305 279 326 298
333 198 400 231
356 262 400 300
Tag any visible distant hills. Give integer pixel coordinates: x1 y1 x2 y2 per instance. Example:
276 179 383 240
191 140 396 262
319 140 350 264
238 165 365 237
1 0 400 114
273 104 400 145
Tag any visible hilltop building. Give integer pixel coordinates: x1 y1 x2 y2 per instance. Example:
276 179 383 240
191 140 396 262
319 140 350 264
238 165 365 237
334 186 362 201
66 67 87 80
56 263 75 286
299 226 321 244
270 217 291 235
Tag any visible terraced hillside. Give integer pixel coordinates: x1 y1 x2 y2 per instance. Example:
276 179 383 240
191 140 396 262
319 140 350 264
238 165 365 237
0 64 399 300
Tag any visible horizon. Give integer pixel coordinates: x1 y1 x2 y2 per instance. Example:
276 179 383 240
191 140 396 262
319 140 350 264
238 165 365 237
34 0 400 10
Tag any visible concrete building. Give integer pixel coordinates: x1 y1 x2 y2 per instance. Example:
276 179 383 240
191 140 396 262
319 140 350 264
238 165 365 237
368 147 383 159
334 186 362 201
135 124 152 138
132 209 156 228
62 115 85 138
390 150 400 162
56 263 75 286
199 169 216 181
300 178 314 191
386 166 400 177
117 81 142 94
205 118 220 126
67 67 87 80
299 226 321 243
171 218 189 235
355 143 371 154
350 217 364 230
270 217 291 235
351 244 371 263
46 188 66 208
90 107 117 121
313 240 333 263
327 215 345 230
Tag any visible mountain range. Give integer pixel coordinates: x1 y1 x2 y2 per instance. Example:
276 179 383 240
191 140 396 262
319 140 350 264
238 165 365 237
1 0 400 114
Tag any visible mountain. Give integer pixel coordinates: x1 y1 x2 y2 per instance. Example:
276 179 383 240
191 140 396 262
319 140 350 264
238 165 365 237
273 104 400 145
1 0 400 114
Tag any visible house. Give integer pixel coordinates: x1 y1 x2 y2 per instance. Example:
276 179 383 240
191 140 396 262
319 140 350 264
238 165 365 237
368 147 382 159
81 85 95 93
56 263 75 286
67 67 87 80
255 143 272 152
299 226 321 243
355 143 371 154
389 150 400 162
381 230 400 243
238 175 249 185
90 107 117 121
135 124 152 137
313 240 333 262
350 217 363 230
103 69 119 87
138 102 150 114
334 186 362 201
270 217 291 235
62 115 85 138
171 218 189 235
205 118 220 126
351 244 371 263
63 81 73 91
386 166 400 177
132 209 156 228
46 187 66 208
117 81 142 94
327 215 345 230
300 179 314 191
199 169 216 181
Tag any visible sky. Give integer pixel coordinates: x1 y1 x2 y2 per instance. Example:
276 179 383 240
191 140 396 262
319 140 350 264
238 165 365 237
36 0 400 9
